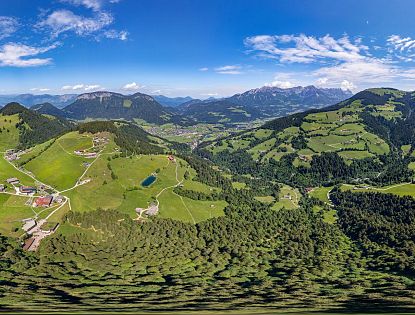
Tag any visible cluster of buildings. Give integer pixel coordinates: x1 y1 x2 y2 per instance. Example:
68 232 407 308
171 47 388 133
22 221 60 251
74 150 98 158
4 149 26 162
93 135 109 146
74 135 110 158
135 203 159 219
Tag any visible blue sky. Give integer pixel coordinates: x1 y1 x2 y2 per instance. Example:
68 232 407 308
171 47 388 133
1 0 415 97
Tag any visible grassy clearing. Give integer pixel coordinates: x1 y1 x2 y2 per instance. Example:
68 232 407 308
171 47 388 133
272 185 301 210
256 185 301 211
309 186 333 203
0 114 20 151
232 182 246 190
0 157 35 187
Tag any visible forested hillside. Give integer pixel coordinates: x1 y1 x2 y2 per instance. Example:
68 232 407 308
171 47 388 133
201 88 415 188
0 102 73 149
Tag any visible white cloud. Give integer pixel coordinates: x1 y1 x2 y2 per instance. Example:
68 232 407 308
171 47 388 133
313 60 396 87
61 0 103 11
387 35 415 52
245 33 415 91
0 16 19 40
84 84 101 91
201 93 219 96
315 77 328 87
103 29 128 40
245 34 368 64
214 65 242 75
340 80 355 91
265 80 294 88
30 87 51 92
122 82 141 91
38 9 113 38
61 0 120 11
199 67 209 71
61 84 101 91
0 43 57 67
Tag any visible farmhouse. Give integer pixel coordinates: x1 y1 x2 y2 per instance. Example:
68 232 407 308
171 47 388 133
22 219 36 232
84 152 97 158
22 238 35 251
6 177 19 184
34 196 53 207
5 153 18 161
147 203 159 216
54 195 65 203
0 184 5 192
298 155 310 162
19 186 37 194
305 187 314 193
168 155 176 162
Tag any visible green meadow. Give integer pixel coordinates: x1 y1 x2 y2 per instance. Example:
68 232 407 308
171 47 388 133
23 132 92 191
0 114 20 151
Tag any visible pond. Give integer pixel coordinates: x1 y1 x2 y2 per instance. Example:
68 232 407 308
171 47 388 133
141 175 157 187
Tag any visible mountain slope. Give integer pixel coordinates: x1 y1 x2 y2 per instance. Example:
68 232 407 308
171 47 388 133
179 99 259 123
63 91 174 124
31 102 67 118
230 85 352 109
0 102 73 149
179 85 352 124
0 93 77 108
152 95 193 107
200 88 413 187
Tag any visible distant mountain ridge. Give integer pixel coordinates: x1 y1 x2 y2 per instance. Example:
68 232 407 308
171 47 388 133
178 85 353 124
0 94 78 108
1 86 353 125
31 102 67 118
152 95 194 107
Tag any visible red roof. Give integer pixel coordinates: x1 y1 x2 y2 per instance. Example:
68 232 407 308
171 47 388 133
35 196 53 207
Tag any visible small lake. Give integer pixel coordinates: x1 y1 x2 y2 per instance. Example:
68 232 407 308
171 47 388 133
141 175 157 187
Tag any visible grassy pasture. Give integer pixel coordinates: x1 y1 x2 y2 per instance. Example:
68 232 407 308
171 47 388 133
232 181 246 190
24 132 90 191
66 152 226 223
338 150 374 162
309 186 333 203
253 129 272 139
0 157 35 187
0 194 33 236
0 114 20 151
341 183 415 197
272 185 301 210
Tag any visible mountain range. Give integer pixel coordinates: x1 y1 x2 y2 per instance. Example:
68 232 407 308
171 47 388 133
152 95 194 107
0 94 77 108
3 85 352 125
176 85 352 123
